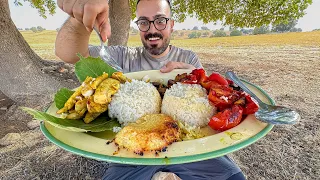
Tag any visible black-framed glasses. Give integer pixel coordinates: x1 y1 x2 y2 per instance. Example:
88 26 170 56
135 17 170 32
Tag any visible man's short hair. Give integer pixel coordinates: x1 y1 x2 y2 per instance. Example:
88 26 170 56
136 0 172 14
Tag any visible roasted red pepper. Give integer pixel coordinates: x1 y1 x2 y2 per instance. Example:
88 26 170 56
191 69 207 83
180 74 198 84
208 105 243 131
242 95 259 115
200 81 221 91
208 72 229 86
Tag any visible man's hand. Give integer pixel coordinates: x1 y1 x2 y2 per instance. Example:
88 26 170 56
160 62 195 73
57 0 111 42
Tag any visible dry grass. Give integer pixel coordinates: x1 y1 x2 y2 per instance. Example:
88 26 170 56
20 30 320 60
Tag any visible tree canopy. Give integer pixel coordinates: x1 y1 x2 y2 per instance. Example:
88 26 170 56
15 0 312 27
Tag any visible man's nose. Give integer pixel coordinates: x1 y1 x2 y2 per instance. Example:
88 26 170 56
148 22 158 33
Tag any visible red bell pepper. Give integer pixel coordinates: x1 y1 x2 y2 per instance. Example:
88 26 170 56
242 95 259 115
191 69 207 83
208 72 229 86
208 105 243 131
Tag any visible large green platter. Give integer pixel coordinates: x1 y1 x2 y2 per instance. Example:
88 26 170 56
40 69 274 165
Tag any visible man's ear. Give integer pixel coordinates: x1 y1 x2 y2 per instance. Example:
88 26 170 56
170 20 175 33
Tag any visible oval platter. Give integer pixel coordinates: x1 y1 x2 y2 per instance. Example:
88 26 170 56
40 69 274 165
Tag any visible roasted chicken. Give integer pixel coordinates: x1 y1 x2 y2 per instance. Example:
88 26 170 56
114 114 180 155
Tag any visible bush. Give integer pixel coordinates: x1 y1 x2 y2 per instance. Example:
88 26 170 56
230 30 242 36
213 30 226 37
188 31 201 38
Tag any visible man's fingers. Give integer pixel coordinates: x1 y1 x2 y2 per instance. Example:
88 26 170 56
83 4 98 31
72 0 86 23
62 0 77 17
160 62 195 73
96 10 110 42
57 0 63 10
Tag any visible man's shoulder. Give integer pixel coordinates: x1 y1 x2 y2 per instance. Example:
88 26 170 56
171 45 195 54
170 46 196 57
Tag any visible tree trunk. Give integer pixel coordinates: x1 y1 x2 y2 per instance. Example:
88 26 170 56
108 0 131 46
0 0 77 104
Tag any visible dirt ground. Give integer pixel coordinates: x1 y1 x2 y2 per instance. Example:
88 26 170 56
0 45 319 179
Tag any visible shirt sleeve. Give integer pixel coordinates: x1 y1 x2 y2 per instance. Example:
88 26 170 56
188 51 203 69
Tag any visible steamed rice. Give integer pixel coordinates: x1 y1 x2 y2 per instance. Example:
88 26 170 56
161 83 216 128
108 79 161 126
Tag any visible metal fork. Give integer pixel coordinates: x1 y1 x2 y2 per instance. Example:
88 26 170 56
93 27 123 72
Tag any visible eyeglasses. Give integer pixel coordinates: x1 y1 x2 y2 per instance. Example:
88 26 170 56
135 17 170 32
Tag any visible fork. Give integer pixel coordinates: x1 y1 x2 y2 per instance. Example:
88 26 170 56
93 27 123 72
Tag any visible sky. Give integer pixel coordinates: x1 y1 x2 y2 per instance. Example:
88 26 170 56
9 0 320 32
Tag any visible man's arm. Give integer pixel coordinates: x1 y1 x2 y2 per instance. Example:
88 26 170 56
55 0 111 64
55 17 91 64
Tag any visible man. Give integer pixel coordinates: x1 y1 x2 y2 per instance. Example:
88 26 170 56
55 0 246 179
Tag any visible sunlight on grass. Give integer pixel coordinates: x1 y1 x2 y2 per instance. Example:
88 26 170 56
20 30 320 60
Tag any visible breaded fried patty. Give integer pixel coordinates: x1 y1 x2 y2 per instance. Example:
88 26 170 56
114 114 180 155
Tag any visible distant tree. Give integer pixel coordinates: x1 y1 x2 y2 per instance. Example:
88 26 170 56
30 27 37 33
213 30 227 37
172 30 179 36
192 26 199 30
230 30 242 36
188 31 201 38
129 26 139 34
220 27 225 31
182 28 186 30
241 28 253 34
56 28 60 32
290 27 302 32
253 25 269 35
25 28 29 31
17 28 23 31
312 29 320 31
203 31 210 37
201 26 209 30
271 19 297 33
36 26 45 32
179 31 185 36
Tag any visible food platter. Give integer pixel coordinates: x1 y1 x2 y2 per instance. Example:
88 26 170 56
40 69 274 165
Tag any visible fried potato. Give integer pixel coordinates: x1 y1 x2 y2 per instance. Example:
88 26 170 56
114 114 180 155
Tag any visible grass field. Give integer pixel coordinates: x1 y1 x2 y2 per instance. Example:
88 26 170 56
20 30 320 60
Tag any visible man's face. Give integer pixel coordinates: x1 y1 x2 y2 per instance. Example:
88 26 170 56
136 0 174 56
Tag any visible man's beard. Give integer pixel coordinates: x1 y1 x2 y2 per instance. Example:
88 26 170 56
142 33 170 56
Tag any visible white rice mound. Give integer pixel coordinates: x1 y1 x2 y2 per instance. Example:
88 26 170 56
108 79 161 126
161 83 216 128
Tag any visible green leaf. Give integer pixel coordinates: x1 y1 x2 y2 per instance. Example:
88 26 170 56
54 88 75 109
75 54 118 82
21 107 120 132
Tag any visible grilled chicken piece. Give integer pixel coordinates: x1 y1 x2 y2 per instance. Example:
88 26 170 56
90 72 109 89
81 76 94 98
114 114 180 155
111 72 132 83
93 78 120 104
84 96 108 123
75 98 87 115
66 110 84 120
84 112 102 124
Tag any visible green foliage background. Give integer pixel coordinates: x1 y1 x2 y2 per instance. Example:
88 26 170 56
15 0 313 27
